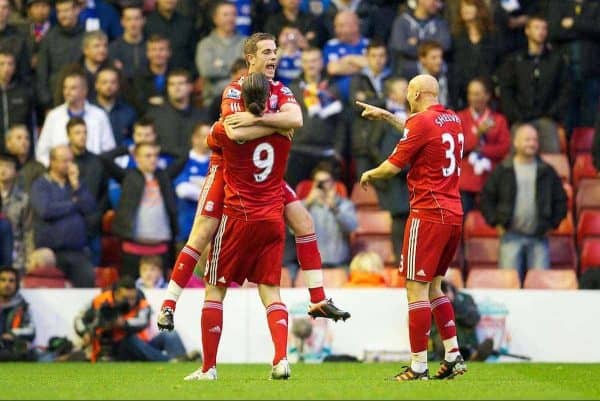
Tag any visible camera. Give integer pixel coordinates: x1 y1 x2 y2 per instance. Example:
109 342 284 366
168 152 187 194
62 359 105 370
96 300 131 328
316 180 328 190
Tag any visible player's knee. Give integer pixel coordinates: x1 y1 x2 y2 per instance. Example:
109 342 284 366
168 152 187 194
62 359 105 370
285 203 315 235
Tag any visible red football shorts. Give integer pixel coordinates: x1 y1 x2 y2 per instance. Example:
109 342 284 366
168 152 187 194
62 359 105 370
198 165 224 220
282 181 299 205
204 215 285 287
400 215 462 282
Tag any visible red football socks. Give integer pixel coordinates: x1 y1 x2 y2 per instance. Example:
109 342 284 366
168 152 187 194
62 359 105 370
295 234 326 303
266 302 288 365
201 300 223 372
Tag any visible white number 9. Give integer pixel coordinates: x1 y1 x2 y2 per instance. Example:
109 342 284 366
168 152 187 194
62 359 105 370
253 142 275 182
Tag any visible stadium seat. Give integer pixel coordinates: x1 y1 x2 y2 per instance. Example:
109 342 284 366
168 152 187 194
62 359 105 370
22 266 72 288
445 267 464 289
523 269 578 290
294 179 348 199
466 268 520 289
350 183 379 210
569 126 595 161
463 237 499 270
294 267 348 288
351 235 396 265
541 153 570 182
572 154 597 190
354 209 392 235
549 236 577 270
550 212 574 237
575 178 600 218
95 266 120 289
463 210 497 238
577 210 600 247
382 266 406 288
580 238 600 275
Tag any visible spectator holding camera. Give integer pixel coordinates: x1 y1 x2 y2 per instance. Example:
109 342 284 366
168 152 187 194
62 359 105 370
74 276 190 362
303 162 357 269
0 266 37 361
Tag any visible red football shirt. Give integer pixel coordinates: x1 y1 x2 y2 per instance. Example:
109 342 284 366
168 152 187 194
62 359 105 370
207 77 298 170
209 121 291 221
387 104 464 224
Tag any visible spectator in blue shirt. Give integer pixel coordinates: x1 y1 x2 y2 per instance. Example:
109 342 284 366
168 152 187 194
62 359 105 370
30 144 97 287
77 0 123 41
173 122 211 244
322 10 368 103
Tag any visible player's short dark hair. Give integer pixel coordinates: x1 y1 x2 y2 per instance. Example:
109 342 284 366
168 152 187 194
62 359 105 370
241 72 270 116
167 68 192 84
243 32 276 59
66 116 86 133
417 40 443 58
0 151 18 167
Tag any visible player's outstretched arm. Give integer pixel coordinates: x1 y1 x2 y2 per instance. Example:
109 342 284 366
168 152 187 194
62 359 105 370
225 103 303 130
359 160 401 190
356 101 406 133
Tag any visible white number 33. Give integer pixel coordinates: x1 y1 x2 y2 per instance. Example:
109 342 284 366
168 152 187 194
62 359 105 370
441 132 464 177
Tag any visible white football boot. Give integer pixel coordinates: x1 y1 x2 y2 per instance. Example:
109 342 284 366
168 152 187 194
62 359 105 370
184 367 217 381
270 358 291 380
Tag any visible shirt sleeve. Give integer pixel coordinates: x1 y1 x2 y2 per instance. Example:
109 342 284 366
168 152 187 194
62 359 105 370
276 85 298 108
387 116 428 169
220 83 244 118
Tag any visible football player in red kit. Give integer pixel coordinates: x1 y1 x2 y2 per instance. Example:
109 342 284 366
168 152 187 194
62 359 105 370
185 73 292 380
158 33 349 337
358 74 467 381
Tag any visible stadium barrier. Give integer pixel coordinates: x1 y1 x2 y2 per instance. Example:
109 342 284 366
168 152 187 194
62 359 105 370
22 288 600 363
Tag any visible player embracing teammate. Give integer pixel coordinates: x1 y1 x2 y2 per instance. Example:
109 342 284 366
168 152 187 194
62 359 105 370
157 33 350 380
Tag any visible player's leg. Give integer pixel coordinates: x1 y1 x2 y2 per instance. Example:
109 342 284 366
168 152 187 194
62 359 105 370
391 217 446 381
258 283 290 380
159 167 224 330
429 224 467 379
282 183 350 321
184 284 227 381
429 276 467 379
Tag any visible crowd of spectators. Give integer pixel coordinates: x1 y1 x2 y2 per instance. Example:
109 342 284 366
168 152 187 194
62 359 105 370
0 0 598 362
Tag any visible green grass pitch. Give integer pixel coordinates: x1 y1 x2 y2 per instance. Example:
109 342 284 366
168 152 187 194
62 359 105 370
2 362 599 400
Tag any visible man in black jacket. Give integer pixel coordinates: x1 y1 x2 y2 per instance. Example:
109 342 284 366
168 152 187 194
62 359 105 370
146 69 208 156
349 40 391 177
498 15 571 153
545 0 600 130
480 124 567 280
35 0 84 110
286 47 345 188
0 50 34 151
101 141 186 279
0 0 31 83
